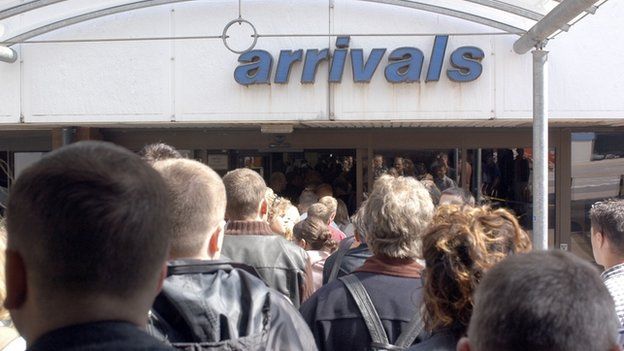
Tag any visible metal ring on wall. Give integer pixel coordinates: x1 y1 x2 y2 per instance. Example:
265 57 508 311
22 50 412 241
221 18 258 54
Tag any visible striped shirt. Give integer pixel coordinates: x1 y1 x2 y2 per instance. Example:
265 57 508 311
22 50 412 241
602 262 624 327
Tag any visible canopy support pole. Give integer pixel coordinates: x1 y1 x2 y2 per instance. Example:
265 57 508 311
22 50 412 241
532 48 549 250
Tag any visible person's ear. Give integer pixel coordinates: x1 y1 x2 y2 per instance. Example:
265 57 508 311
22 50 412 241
4 250 28 310
208 221 225 259
260 199 268 219
296 238 308 250
594 230 605 248
330 212 336 223
456 337 473 351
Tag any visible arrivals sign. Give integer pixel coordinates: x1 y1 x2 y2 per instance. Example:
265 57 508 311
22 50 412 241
234 36 484 85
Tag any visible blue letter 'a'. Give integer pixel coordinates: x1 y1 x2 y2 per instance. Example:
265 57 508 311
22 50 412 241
384 47 424 83
234 50 273 85
447 46 485 82
351 48 386 83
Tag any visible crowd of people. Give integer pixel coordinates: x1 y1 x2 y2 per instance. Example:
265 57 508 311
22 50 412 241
0 141 622 351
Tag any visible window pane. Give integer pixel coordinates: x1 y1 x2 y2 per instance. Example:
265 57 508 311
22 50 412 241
570 132 624 262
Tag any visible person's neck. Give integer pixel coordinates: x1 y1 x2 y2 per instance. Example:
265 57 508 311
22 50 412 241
171 252 219 261
25 295 149 345
602 253 624 270
230 213 264 222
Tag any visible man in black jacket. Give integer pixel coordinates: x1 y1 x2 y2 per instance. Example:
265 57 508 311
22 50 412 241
4 141 174 351
221 168 314 307
151 159 316 350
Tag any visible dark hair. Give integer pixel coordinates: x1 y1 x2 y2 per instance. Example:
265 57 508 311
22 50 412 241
440 187 476 206
293 217 337 253
468 250 620 351
590 199 624 255
139 142 182 163
422 205 531 335
6 141 172 300
430 160 446 173
222 168 267 220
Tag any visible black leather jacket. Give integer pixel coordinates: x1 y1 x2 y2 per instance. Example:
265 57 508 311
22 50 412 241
222 221 313 307
149 259 317 351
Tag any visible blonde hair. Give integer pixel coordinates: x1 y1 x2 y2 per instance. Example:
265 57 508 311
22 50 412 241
422 205 532 334
265 188 278 220
269 197 299 240
0 220 10 321
319 196 338 215
308 203 332 224
153 159 226 258
364 175 434 258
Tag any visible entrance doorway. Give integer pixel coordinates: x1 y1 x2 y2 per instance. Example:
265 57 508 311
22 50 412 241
226 149 358 214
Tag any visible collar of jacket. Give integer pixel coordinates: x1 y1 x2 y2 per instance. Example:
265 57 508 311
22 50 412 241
225 220 274 236
355 254 423 278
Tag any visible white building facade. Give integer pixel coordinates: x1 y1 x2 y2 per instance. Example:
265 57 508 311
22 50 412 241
0 0 623 259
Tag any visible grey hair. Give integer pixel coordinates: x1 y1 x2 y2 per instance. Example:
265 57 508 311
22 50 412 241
351 201 368 239
363 175 434 258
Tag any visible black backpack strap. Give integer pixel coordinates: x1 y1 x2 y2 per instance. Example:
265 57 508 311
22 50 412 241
328 236 356 282
340 274 402 350
394 313 424 348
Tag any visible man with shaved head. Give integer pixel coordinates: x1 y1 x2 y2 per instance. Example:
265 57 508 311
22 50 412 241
5 141 174 350
150 159 315 349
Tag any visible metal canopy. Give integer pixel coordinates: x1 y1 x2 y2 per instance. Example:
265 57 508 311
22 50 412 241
0 0 610 47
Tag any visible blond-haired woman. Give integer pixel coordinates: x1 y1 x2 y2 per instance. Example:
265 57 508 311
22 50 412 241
268 196 300 241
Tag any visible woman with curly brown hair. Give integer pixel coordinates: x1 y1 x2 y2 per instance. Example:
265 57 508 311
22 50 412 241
408 205 532 351
293 217 338 292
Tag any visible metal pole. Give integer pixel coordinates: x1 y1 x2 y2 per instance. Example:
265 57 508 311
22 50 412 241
61 127 77 146
454 148 460 183
532 49 549 250
476 148 482 204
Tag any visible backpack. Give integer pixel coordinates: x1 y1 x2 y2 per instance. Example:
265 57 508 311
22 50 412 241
147 262 271 351
339 274 424 351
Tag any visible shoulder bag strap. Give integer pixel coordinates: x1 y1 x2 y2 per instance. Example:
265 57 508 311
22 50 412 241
393 313 425 349
339 274 394 349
